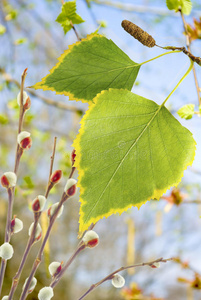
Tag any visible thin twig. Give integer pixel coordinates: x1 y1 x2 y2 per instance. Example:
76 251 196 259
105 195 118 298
8 215 40 300
0 69 84 114
183 200 201 204
78 257 173 300
49 221 96 289
19 193 68 300
179 10 201 105
156 45 201 66
0 188 14 296
48 137 57 181
19 164 75 299
45 137 58 198
8 138 58 299
50 243 86 288
14 68 28 174
0 69 28 297
68 166 76 179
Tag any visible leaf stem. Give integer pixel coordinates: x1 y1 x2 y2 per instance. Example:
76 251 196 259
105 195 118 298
161 59 194 107
139 50 182 66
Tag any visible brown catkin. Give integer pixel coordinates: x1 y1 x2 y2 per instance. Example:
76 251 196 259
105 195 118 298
121 20 156 48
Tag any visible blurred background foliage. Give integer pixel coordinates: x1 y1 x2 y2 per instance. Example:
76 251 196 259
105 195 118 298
0 0 201 299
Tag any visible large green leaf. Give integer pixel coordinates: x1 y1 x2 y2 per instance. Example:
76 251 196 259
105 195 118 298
33 35 140 102
73 89 196 233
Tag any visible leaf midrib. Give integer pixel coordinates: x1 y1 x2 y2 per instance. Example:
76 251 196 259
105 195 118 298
84 103 163 224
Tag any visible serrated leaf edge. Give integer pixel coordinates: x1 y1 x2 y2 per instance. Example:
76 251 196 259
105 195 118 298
32 34 101 103
73 88 196 234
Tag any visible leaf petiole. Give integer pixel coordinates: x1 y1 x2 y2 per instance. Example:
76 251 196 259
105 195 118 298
139 50 182 66
161 59 194 107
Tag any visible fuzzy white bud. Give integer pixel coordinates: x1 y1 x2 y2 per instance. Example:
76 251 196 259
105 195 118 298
82 230 99 248
64 178 77 193
28 222 42 241
38 287 54 300
111 273 125 288
48 262 62 277
17 131 30 144
11 218 23 233
32 195 46 212
47 202 64 219
0 243 14 260
17 91 28 106
22 277 37 294
151 262 160 268
2 296 9 300
1 172 17 188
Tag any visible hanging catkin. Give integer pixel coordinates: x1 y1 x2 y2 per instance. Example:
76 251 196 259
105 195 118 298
121 20 156 48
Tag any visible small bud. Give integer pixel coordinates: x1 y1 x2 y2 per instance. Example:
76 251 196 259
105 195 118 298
71 149 76 164
11 217 23 234
48 261 62 277
22 277 37 294
121 20 156 48
47 202 64 219
64 178 77 197
1 172 17 188
2 296 9 300
28 222 42 242
17 131 32 150
111 273 125 288
38 287 54 300
17 91 31 110
0 243 14 260
31 195 46 213
82 230 99 248
50 170 62 184
151 262 160 268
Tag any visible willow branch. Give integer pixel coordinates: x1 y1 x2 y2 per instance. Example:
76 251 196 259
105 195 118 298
0 69 27 297
78 257 173 300
20 163 75 300
0 69 84 114
179 10 201 105
8 138 58 300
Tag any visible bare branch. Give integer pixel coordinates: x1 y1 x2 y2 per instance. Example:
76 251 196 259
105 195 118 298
179 10 201 105
0 69 84 114
78 257 173 300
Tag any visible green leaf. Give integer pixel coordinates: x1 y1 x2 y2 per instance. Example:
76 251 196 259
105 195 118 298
166 0 192 15
166 0 180 10
0 24 6 35
180 0 192 15
199 105 201 113
0 114 9 125
56 1 84 34
22 176 35 189
177 104 195 119
33 35 140 102
73 89 196 232
14 38 27 45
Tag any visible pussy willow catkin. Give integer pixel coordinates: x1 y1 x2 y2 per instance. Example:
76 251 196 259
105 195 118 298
121 20 156 48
